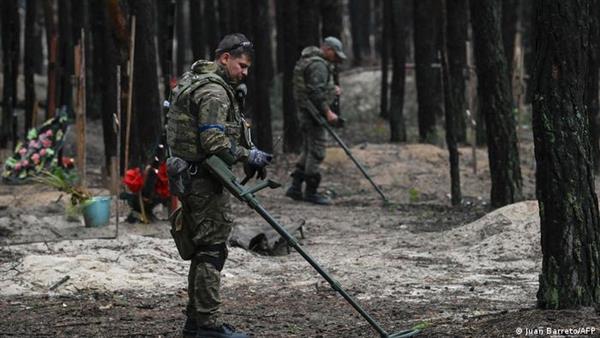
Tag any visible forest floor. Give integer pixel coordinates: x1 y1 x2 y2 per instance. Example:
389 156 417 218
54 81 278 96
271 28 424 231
1 69 599 337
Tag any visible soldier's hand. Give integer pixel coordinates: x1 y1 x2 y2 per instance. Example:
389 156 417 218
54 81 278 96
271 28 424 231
248 148 272 169
243 163 268 181
335 85 342 96
326 110 339 124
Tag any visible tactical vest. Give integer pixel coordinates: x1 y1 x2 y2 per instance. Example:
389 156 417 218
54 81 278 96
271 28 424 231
293 47 337 111
166 61 242 162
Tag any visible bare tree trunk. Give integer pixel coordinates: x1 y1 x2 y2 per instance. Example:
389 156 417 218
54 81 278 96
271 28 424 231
379 0 391 119
0 0 20 148
205 0 219 59
250 0 274 152
175 0 188 75
533 0 600 309
470 0 522 207
349 0 372 65
446 0 468 143
320 0 343 39
58 0 74 111
297 0 320 51
280 0 302 153
442 0 461 206
587 1 600 172
413 0 443 143
189 0 206 60
44 0 58 119
25 0 38 134
389 0 408 142
130 0 162 168
501 0 518 80
91 0 117 172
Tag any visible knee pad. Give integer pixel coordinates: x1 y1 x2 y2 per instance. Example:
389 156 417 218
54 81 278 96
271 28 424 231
195 243 228 271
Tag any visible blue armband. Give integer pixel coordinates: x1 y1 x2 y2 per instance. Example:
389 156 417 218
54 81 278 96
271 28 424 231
198 124 225 133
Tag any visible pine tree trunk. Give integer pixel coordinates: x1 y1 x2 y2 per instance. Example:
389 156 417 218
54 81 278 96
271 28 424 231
189 0 206 60
379 0 391 119
281 0 302 153
442 0 461 206
130 0 162 167
91 0 118 171
44 0 58 119
205 0 218 59
470 0 522 207
533 0 600 309
175 0 187 75
389 0 408 142
0 0 20 148
297 0 320 51
446 0 468 143
320 0 343 39
58 0 74 110
349 0 372 65
587 1 600 172
275 1 285 73
250 0 273 152
25 0 38 134
413 0 443 143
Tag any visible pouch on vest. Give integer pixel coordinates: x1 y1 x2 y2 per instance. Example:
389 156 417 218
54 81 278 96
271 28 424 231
169 207 196 260
166 157 191 197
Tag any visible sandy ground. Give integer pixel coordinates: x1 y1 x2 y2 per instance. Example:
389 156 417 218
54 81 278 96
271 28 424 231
0 69 598 337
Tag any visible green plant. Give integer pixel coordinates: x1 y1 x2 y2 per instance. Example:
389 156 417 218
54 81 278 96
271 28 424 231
33 169 91 207
408 187 420 202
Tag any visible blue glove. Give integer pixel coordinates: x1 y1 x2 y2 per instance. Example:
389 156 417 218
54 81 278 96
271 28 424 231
247 148 272 169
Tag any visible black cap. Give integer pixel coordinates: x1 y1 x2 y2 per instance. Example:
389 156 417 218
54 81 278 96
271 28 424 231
215 33 254 57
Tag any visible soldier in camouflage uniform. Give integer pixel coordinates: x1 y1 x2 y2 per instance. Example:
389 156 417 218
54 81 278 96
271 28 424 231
166 34 271 338
286 37 347 205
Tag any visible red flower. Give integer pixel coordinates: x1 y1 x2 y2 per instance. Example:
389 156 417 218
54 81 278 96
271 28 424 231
154 162 170 199
123 168 144 193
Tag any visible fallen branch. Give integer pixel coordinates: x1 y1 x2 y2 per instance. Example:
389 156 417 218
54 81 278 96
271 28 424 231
49 275 70 291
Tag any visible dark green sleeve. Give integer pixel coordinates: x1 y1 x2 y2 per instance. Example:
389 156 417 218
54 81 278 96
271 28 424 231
304 61 331 114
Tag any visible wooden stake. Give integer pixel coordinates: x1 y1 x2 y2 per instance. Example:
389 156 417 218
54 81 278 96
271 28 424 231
74 31 86 186
124 15 136 172
115 65 122 238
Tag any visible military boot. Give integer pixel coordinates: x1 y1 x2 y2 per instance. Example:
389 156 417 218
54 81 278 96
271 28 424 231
285 169 304 201
182 317 198 338
195 323 249 338
304 174 331 205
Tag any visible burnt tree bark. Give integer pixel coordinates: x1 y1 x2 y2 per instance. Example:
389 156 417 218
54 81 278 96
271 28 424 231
189 0 206 60
0 0 20 148
205 0 219 59
25 0 38 134
533 0 600 309
130 0 162 167
58 0 74 111
297 0 320 51
280 0 302 153
587 1 600 172
413 0 443 143
470 0 522 207
349 0 372 65
380 0 392 119
250 0 273 152
43 0 58 119
445 0 468 143
389 0 409 142
442 0 461 206
91 0 118 171
320 0 343 39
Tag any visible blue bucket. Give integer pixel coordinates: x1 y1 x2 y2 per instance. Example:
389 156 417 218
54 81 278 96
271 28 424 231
82 196 111 227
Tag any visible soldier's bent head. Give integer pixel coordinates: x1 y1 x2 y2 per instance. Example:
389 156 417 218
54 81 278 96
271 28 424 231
215 33 254 60
215 33 254 85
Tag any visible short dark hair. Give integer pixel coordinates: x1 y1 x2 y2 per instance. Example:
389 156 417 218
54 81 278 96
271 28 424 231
215 33 254 60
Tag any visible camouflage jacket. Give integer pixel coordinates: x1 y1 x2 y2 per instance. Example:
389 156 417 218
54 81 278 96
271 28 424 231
166 60 251 163
293 46 337 116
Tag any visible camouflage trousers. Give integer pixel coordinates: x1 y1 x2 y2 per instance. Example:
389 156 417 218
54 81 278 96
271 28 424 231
297 116 327 176
180 175 233 327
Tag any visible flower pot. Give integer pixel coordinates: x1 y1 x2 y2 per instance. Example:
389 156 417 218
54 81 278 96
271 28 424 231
82 196 111 227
